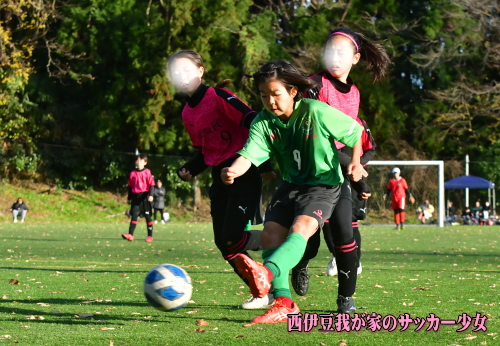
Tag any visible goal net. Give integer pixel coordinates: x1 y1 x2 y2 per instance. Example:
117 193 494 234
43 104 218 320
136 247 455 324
364 160 445 227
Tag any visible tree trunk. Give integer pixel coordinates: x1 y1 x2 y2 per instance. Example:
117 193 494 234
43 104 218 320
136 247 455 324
193 176 201 210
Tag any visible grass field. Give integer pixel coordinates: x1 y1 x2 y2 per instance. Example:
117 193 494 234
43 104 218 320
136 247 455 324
0 222 498 345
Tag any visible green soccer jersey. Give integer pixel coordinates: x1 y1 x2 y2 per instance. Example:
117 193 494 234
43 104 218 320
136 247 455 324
238 98 363 186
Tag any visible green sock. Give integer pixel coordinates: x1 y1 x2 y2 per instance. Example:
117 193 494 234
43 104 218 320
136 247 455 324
265 232 307 278
263 247 291 299
262 248 277 262
271 287 292 299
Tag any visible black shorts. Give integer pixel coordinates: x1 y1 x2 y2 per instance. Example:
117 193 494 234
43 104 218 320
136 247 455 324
130 192 152 218
265 182 340 229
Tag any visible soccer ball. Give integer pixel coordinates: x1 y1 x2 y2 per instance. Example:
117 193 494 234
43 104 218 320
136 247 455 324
143 263 193 311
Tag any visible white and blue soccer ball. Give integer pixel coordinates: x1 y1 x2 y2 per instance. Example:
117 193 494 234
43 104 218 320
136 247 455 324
143 263 193 312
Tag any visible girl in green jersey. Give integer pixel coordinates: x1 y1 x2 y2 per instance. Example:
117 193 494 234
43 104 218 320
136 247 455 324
221 60 366 323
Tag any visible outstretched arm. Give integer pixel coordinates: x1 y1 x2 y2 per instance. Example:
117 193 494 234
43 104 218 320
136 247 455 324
221 156 252 185
346 139 367 182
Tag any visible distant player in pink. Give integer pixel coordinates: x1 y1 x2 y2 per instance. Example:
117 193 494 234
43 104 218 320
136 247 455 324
168 50 273 310
122 153 156 242
385 167 415 230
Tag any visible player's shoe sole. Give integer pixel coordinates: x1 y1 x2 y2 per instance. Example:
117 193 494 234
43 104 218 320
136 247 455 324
234 254 271 298
251 301 300 323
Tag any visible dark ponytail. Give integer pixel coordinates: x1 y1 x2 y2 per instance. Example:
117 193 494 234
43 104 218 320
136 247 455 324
252 60 315 101
215 79 232 89
326 27 391 83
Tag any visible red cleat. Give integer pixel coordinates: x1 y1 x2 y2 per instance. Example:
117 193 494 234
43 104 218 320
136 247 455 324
251 300 300 323
145 236 153 242
121 233 134 241
234 254 271 298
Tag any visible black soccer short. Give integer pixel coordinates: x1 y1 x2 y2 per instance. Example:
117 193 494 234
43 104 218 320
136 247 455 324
130 192 152 219
265 182 340 229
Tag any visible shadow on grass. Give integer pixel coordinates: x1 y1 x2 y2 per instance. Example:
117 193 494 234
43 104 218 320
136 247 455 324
0 300 253 324
2 236 188 243
1 238 66 242
2 298 150 307
362 250 500 258
0 266 148 273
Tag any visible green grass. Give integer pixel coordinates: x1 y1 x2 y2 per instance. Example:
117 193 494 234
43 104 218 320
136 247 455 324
0 222 498 345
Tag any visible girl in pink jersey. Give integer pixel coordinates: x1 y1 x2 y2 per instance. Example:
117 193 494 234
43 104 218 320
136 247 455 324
122 153 156 242
168 50 272 309
292 27 390 313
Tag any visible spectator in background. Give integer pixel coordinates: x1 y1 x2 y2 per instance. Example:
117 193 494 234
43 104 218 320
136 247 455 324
482 201 492 220
462 206 474 225
416 199 434 224
472 200 483 220
10 198 29 223
152 179 169 224
446 200 458 224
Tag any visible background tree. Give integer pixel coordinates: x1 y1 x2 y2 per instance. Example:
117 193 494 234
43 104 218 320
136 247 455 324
1 0 500 205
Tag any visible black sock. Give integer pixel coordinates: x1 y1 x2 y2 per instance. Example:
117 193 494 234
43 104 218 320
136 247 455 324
334 238 358 297
241 230 263 252
353 226 361 261
128 222 137 235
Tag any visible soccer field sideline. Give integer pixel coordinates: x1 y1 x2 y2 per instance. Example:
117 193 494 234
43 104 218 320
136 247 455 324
0 222 498 345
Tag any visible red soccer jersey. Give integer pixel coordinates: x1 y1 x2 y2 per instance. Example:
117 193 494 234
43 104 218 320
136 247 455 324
182 86 254 166
128 168 155 193
314 72 360 120
308 71 373 152
387 177 409 201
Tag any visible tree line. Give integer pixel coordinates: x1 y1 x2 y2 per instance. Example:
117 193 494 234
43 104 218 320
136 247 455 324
1 0 500 194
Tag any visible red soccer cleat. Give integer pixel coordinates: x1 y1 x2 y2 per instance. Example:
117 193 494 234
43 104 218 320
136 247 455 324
251 300 300 323
234 254 271 298
121 233 134 241
145 236 153 242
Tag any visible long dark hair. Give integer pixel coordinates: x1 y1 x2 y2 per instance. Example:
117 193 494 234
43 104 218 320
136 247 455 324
252 60 315 101
325 27 391 82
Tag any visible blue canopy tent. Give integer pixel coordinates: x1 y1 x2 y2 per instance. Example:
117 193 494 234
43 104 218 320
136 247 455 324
444 175 496 216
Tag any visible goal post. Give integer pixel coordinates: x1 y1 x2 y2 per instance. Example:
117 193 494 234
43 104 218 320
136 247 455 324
367 160 445 227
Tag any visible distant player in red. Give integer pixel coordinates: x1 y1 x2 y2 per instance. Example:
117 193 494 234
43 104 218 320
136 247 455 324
122 153 156 242
385 167 414 230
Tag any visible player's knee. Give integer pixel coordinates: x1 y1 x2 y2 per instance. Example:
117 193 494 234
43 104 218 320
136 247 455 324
291 215 320 240
261 226 287 249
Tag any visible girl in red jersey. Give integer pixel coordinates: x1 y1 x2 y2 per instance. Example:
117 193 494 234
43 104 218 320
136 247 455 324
122 153 156 242
168 50 271 309
384 167 415 230
291 27 390 313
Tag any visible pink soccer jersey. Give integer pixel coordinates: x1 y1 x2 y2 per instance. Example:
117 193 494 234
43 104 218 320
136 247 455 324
128 168 155 193
182 87 254 166
314 72 361 150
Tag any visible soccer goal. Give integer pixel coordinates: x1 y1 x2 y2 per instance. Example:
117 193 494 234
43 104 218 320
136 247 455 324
365 160 445 227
